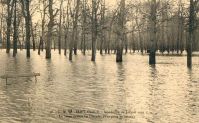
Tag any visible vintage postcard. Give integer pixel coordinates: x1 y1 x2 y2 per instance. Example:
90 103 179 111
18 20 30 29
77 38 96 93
0 0 198 123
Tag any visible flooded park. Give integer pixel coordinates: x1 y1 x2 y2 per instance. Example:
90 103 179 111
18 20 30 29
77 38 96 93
0 0 199 122
0 50 198 123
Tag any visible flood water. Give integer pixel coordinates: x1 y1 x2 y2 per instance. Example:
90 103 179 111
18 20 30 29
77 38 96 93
0 49 198 123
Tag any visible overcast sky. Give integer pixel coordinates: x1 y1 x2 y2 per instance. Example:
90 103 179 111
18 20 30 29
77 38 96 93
30 0 188 23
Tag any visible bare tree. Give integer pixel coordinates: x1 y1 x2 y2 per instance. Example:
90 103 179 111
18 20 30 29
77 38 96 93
99 0 106 55
149 0 157 65
21 0 31 57
81 0 88 55
38 0 47 55
91 0 100 61
187 0 198 68
46 0 58 58
69 0 80 61
58 0 63 54
63 0 71 56
6 0 14 53
13 0 17 57
116 0 126 62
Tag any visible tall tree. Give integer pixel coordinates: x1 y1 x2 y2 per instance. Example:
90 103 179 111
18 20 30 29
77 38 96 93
38 0 47 55
46 0 55 58
73 0 81 55
149 0 157 65
13 0 17 57
100 0 106 55
6 0 14 53
58 0 63 55
69 0 80 60
63 0 71 56
91 0 99 61
187 0 197 68
0 0 4 48
176 0 184 54
21 0 31 57
116 0 125 62
81 0 88 55
30 17 35 51
135 6 143 54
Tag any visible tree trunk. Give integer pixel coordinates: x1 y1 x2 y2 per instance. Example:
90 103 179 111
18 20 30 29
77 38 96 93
0 3 3 49
125 35 128 54
40 0 46 53
64 34 67 56
31 18 36 51
91 0 98 61
176 2 181 54
21 0 31 57
149 0 157 65
187 0 195 68
116 0 125 62
21 22 24 50
13 0 17 57
73 0 80 56
6 0 14 53
58 0 63 54
100 1 105 55
53 37 56 51
82 0 87 55
69 0 80 61
38 36 42 55
135 8 143 54
64 0 70 56
46 0 54 59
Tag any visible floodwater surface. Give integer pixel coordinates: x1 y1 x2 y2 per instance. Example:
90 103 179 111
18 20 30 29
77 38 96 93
0 50 198 123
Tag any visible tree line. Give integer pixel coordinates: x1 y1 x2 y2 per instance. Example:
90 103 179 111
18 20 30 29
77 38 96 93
0 0 198 68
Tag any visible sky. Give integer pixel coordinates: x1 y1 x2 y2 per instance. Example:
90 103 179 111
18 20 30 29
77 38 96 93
30 0 183 23
106 0 117 8
31 0 119 23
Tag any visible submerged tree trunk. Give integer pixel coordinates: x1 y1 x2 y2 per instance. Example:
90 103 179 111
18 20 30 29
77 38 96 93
135 8 143 54
64 0 70 56
124 29 128 54
53 36 55 50
69 0 80 60
21 0 31 57
13 0 17 57
38 36 42 55
81 0 87 55
58 0 63 54
149 0 157 65
21 21 25 50
116 0 125 62
91 0 98 61
46 0 54 59
6 0 14 53
25 2 31 57
176 1 181 54
187 0 195 68
73 0 80 56
100 0 106 55
30 17 36 51
38 0 47 55
64 34 67 56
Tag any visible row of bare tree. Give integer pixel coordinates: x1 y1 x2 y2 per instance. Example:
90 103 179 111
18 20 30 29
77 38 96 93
0 0 198 67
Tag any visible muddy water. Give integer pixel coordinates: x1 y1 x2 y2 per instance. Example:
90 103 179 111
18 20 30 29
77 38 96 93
0 50 198 123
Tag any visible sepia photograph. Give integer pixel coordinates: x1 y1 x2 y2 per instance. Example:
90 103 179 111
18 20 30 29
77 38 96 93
0 0 198 123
